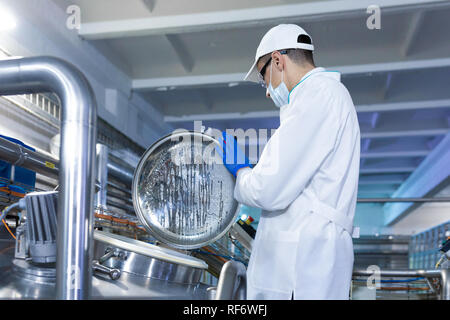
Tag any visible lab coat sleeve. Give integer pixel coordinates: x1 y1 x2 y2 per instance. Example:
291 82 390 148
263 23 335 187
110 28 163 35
234 84 343 211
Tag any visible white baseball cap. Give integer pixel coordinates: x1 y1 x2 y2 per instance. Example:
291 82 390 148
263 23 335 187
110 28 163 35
244 24 314 83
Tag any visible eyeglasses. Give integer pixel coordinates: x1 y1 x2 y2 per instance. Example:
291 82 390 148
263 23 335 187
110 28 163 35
257 50 288 88
257 58 272 88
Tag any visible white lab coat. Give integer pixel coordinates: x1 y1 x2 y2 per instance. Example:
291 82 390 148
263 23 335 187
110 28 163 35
235 67 360 300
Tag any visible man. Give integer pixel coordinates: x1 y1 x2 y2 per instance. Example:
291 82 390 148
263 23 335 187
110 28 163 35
218 24 360 300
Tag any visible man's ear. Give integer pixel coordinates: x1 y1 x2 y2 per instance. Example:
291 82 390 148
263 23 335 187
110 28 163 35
271 51 284 71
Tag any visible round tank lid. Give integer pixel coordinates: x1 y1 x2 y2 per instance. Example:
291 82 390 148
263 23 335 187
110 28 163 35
132 131 239 249
94 230 208 269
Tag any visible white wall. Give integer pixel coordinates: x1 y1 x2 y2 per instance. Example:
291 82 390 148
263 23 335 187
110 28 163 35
385 185 450 235
353 185 450 237
0 97 58 153
0 0 173 149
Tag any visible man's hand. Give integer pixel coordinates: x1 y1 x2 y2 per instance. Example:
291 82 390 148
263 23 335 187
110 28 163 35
216 131 252 177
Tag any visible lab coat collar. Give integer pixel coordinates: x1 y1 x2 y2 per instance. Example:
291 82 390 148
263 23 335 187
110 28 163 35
287 67 341 104
300 67 326 81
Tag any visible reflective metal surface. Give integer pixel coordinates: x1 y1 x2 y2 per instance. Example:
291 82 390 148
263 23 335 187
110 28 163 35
132 131 238 249
0 240 56 299
91 272 210 300
93 230 208 270
0 136 59 178
11 259 56 285
206 286 217 300
94 241 205 285
0 56 97 299
95 144 109 212
0 132 133 186
108 161 133 186
215 260 247 300
0 238 209 300
92 260 121 280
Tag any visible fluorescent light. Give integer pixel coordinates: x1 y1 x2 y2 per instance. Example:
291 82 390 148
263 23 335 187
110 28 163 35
0 6 16 31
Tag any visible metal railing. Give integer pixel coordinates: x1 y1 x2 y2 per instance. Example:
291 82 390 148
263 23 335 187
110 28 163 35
353 268 450 300
214 260 247 300
21 93 60 120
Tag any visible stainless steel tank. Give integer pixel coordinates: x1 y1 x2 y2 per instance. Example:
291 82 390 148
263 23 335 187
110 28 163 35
0 131 240 299
0 231 210 299
91 231 211 299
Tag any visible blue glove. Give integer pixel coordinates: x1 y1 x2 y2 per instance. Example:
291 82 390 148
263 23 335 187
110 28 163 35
216 131 252 177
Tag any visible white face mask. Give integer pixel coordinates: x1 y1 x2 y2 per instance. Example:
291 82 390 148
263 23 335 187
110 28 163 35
267 61 289 108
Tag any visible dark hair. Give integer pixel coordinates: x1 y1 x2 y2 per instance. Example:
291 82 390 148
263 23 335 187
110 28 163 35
287 33 314 66
285 48 315 67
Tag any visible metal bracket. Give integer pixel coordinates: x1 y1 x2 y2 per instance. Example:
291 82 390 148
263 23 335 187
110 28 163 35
92 247 127 280
103 247 127 262
92 260 121 280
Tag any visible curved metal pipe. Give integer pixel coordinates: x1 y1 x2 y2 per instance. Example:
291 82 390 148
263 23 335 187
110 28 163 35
441 269 450 300
215 260 247 300
0 56 97 300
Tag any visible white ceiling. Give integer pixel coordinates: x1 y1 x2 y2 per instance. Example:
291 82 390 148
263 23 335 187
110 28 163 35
61 0 450 200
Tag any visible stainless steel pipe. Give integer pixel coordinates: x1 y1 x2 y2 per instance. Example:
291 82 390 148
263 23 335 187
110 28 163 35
215 260 247 300
106 190 133 204
106 161 133 186
95 144 109 212
0 57 97 300
106 199 135 214
107 181 132 195
441 269 450 300
0 137 135 210
0 136 59 178
0 136 133 186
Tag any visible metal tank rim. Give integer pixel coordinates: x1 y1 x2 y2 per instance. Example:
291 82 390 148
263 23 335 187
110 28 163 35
93 230 208 270
131 130 240 250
